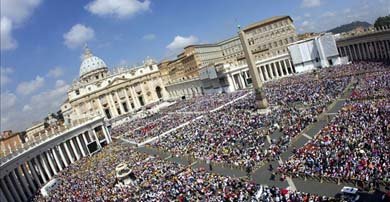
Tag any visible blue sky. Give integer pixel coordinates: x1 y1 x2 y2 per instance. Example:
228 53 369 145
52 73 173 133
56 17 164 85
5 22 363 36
1 0 389 131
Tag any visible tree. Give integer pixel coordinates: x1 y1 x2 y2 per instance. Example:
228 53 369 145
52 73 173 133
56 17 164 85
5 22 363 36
374 15 390 28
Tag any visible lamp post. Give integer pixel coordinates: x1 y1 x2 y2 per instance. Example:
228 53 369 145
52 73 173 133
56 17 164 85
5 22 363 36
238 29 268 109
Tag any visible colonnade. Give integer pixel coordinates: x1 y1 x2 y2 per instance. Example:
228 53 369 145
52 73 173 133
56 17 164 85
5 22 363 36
338 40 390 61
0 125 111 202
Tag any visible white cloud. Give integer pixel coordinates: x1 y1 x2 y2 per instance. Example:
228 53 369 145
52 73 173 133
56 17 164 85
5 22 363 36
142 33 156 40
23 104 32 112
85 0 150 18
1 67 14 86
0 0 42 51
0 0 42 24
16 75 45 95
166 35 198 51
322 11 336 17
29 82 69 114
63 24 95 49
1 82 70 131
0 91 17 111
55 79 66 88
1 17 17 51
301 0 321 8
47 67 64 78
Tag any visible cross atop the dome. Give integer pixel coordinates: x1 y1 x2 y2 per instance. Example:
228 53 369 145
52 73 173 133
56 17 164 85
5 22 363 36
83 43 93 59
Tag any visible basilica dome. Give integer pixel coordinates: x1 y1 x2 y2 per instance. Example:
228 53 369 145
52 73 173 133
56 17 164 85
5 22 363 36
79 46 107 77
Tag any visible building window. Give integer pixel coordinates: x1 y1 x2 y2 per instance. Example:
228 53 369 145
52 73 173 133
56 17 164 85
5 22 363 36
75 90 80 95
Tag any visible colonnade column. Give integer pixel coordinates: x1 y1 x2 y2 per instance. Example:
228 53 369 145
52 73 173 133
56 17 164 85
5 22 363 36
57 145 69 167
39 154 52 179
27 160 42 187
0 179 14 202
15 168 32 198
0 186 8 202
69 138 80 160
10 170 27 201
21 163 37 192
33 157 48 184
51 148 63 171
63 142 75 164
5 174 22 202
45 152 58 175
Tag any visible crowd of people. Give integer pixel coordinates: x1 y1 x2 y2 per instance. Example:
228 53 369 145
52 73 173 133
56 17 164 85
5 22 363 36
162 91 247 113
32 62 389 201
152 66 353 168
350 70 390 100
112 113 198 143
278 100 389 185
33 142 332 201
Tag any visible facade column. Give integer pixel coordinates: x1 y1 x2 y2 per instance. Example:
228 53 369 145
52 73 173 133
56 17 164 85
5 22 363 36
91 129 102 149
21 163 37 192
282 60 289 74
5 174 22 202
260 65 269 81
226 74 236 91
115 91 125 114
265 64 271 79
123 88 133 111
51 148 63 171
278 61 285 76
256 66 265 82
46 151 58 175
69 138 80 160
14 168 32 197
76 135 87 157
63 142 75 164
101 125 111 143
39 154 53 179
271 63 278 78
95 98 105 116
108 94 119 116
33 157 48 183
130 87 141 109
1 179 14 202
82 132 89 145
27 160 42 187
57 145 69 167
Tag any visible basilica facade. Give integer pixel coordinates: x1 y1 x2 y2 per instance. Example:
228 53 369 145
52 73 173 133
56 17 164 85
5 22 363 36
61 47 167 125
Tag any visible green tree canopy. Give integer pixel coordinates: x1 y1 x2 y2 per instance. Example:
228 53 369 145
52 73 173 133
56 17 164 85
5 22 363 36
374 15 390 28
